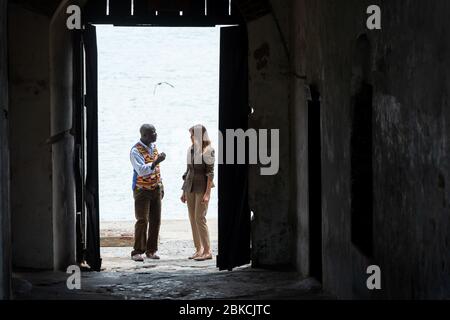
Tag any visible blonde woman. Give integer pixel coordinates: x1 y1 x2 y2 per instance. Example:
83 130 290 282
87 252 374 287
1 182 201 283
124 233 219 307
181 125 215 261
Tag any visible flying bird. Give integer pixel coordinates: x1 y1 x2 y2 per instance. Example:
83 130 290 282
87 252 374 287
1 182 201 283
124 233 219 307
153 82 175 95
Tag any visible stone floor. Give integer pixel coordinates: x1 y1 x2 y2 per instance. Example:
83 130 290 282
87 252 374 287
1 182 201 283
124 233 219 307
13 244 331 300
12 220 333 300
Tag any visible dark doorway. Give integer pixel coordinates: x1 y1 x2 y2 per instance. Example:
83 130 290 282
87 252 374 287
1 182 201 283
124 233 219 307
350 35 373 258
76 1 250 272
308 85 322 282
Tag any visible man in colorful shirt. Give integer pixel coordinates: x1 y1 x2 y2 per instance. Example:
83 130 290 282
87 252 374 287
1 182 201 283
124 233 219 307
130 124 166 262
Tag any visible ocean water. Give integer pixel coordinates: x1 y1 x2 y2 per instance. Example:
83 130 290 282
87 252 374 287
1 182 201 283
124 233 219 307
97 25 220 221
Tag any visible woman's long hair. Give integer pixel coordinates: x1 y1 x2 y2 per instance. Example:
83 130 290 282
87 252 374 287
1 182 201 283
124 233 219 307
189 124 211 153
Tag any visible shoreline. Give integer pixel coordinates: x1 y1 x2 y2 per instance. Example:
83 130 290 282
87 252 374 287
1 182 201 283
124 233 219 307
100 218 218 247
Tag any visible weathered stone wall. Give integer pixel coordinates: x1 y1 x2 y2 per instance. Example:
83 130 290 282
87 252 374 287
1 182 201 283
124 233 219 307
7 0 84 272
0 0 11 300
247 0 296 268
292 0 450 299
8 4 54 269
50 0 82 271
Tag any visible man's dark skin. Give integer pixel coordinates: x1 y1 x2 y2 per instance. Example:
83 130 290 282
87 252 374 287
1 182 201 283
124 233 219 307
140 124 166 168
140 124 166 197
131 124 166 260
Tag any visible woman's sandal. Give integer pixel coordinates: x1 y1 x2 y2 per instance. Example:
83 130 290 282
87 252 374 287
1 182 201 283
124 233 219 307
188 252 202 260
194 253 213 261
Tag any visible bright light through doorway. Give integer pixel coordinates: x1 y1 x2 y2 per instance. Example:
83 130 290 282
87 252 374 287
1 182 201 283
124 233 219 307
96 26 220 225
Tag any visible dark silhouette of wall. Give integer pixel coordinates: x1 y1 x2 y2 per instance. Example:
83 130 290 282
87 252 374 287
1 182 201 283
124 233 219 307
293 0 450 299
0 0 11 300
8 4 54 270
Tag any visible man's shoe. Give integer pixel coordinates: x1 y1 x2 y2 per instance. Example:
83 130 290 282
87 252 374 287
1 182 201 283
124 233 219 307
146 253 161 260
132 254 144 262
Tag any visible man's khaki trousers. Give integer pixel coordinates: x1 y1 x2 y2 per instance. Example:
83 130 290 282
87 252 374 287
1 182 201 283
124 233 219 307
131 187 161 256
186 192 211 252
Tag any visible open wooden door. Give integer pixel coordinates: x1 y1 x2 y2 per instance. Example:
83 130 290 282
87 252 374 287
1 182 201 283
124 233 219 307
217 25 251 271
73 29 86 265
83 24 102 271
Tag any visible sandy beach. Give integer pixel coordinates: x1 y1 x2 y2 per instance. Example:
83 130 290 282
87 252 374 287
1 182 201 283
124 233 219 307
100 219 219 272
100 219 218 246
